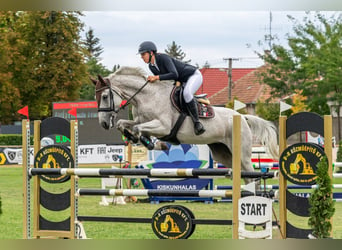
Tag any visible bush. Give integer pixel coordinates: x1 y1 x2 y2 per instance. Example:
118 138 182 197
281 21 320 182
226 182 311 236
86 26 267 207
308 156 335 238
0 134 33 145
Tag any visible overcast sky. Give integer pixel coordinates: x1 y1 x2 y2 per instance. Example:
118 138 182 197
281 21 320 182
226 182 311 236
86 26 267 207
79 11 336 71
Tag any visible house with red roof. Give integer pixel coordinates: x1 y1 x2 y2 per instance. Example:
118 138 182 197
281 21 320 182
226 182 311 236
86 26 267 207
198 66 275 114
198 68 255 98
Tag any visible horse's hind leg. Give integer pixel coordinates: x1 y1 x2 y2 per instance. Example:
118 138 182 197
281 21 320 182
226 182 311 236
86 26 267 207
207 143 232 169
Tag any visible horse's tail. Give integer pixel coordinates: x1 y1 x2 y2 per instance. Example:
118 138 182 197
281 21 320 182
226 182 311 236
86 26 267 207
244 115 278 159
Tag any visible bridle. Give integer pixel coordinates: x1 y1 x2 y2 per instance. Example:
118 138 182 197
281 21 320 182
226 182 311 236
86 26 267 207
96 83 124 113
95 77 150 114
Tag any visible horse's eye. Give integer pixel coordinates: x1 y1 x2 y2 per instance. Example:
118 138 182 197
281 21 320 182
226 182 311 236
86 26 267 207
102 94 108 100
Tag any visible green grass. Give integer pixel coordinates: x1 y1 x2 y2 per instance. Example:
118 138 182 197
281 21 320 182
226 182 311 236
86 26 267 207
1 166 342 239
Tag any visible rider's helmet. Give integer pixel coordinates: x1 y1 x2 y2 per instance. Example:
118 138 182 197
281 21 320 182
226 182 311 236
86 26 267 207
138 41 157 54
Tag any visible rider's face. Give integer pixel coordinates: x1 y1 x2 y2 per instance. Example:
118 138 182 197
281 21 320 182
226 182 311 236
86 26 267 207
140 52 153 64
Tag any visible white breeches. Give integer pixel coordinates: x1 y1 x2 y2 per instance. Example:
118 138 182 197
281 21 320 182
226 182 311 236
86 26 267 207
183 69 203 103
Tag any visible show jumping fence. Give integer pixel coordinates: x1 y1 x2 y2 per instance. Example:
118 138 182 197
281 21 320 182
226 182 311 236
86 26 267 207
23 112 334 239
24 115 278 239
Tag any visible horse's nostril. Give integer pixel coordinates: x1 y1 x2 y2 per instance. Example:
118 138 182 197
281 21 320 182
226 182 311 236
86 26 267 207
101 121 109 130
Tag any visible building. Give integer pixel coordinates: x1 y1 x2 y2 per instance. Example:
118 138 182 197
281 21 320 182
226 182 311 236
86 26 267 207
202 66 275 114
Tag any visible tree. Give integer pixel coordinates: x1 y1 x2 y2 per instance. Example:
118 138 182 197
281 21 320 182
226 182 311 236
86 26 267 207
1 11 88 121
83 27 103 62
257 12 342 140
255 101 280 121
79 26 117 100
164 41 190 63
79 58 112 100
0 12 23 123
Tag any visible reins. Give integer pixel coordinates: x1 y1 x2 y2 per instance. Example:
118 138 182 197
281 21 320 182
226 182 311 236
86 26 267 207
96 78 149 113
119 80 149 111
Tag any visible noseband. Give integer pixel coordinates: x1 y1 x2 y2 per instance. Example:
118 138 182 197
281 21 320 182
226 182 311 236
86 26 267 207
95 86 124 113
96 83 124 113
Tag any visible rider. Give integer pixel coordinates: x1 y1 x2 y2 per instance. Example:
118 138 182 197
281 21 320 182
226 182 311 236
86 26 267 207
138 41 205 135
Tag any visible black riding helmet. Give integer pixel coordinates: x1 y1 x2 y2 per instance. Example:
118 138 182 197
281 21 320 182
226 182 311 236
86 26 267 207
138 41 157 54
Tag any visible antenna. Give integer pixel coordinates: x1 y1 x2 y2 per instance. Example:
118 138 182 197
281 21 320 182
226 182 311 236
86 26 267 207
264 11 282 50
265 11 273 50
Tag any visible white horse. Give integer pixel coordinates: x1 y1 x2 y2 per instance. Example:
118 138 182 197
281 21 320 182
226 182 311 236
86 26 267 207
92 66 278 183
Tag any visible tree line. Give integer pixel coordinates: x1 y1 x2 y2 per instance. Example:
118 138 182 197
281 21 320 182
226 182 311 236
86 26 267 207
0 11 193 124
255 12 342 141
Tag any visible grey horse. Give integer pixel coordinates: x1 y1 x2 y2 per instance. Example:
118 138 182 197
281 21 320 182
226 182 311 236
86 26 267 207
92 66 278 183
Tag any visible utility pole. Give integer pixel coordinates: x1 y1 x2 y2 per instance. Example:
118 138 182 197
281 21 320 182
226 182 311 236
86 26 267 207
223 57 239 101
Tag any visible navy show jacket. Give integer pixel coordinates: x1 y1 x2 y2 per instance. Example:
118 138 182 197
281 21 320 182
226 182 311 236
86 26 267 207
149 53 197 83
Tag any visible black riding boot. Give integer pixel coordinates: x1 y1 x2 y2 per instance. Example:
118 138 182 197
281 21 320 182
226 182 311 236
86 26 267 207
186 99 205 135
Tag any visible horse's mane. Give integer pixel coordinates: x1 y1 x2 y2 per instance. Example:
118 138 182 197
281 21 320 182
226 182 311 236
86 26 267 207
112 66 147 80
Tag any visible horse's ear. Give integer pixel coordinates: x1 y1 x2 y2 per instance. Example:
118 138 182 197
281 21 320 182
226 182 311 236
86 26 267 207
98 75 106 85
90 77 97 85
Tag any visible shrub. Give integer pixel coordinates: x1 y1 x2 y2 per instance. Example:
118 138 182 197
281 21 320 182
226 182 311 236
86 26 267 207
0 134 33 145
308 156 335 238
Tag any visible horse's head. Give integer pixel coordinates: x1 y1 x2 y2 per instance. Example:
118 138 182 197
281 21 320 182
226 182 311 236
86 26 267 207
91 75 124 130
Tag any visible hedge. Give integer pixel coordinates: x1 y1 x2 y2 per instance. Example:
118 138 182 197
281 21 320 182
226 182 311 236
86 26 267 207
0 134 34 146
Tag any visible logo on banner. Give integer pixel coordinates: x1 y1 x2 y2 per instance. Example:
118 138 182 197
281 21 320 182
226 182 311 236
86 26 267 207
151 205 195 239
279 142 325 185
34 145 74 183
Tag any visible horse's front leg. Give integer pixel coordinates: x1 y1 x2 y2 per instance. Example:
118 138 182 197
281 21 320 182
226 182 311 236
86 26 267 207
132 119 169 138
132 119 170 150
116 119 139 143
116 119 137 132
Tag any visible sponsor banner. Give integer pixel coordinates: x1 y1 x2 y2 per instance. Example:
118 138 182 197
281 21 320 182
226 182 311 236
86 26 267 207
0 147 34 165
0 144 125 165
140 144 212 192
78 144 125 164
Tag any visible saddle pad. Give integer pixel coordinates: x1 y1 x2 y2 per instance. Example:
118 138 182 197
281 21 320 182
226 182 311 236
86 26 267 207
170 86 215 119
197 102 215 119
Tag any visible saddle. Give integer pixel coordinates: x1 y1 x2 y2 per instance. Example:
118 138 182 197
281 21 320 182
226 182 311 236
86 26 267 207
170 83 215 119
159 83 214 144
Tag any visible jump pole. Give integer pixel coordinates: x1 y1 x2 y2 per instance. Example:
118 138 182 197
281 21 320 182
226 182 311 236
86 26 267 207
232 115 241 239
29 168 277 179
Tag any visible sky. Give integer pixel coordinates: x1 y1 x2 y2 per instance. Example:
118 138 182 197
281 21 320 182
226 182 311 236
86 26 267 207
79 11 292 70
78 11 326 71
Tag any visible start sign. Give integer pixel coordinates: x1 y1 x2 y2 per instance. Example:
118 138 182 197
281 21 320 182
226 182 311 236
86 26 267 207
238 196 272 224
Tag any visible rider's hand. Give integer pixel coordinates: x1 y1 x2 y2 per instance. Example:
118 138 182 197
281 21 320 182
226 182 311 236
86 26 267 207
147 75 159 82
